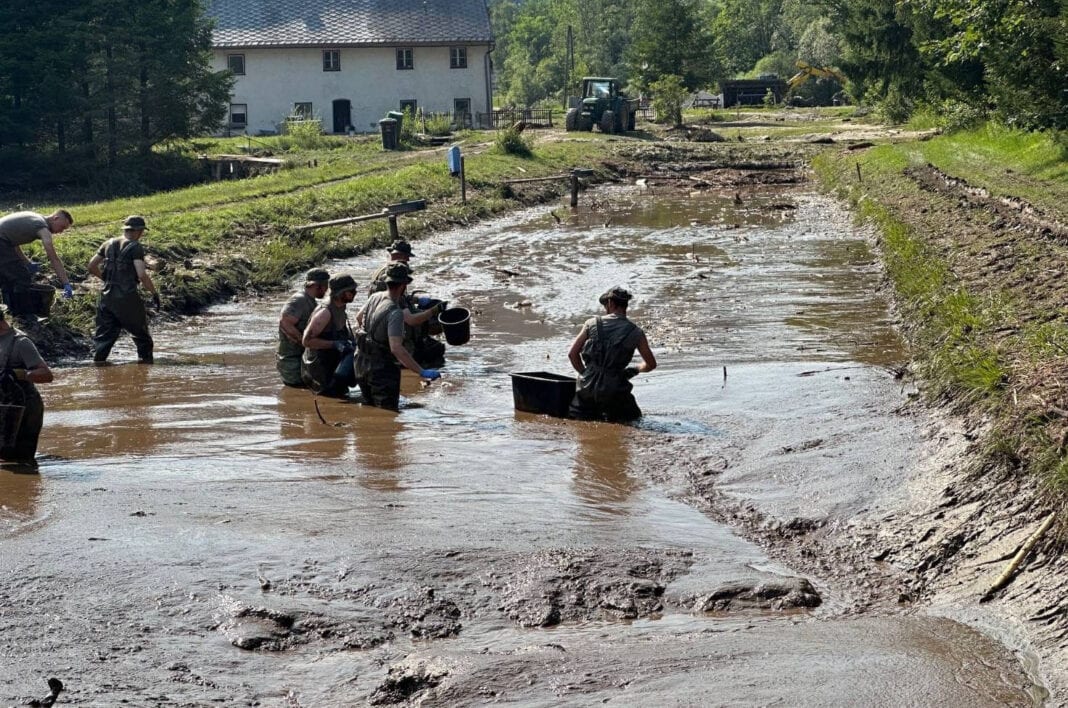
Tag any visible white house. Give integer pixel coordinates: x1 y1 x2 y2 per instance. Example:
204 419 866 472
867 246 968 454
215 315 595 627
207 0 494 135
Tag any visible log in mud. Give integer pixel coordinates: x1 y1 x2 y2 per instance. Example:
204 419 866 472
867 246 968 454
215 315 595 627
0 161 1054 704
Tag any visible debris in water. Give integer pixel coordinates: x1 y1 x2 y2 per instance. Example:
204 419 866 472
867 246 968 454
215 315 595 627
28 678 63 708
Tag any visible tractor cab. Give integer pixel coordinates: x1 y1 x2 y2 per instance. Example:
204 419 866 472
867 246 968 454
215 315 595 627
566 77 637 134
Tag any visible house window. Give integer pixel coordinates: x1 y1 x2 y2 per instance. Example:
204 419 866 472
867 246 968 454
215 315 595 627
229 103 247 126
450 47 467 69
396 48 413 70
454 98 471 117
323 50 340 72
227 54 245 75
399 100 417 116
292 102 313 119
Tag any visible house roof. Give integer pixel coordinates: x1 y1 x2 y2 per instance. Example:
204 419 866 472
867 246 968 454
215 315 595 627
208 0 493 48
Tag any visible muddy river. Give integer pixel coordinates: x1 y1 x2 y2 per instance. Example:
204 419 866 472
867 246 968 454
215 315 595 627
0 179 1045 705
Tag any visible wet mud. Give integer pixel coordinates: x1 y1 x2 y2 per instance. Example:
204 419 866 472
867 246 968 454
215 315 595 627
0 173 1046 705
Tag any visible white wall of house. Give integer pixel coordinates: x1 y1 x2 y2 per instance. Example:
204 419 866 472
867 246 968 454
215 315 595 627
212 45 492 135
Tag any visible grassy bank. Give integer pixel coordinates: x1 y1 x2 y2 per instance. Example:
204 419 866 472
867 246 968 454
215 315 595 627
19 132 623 355
813 125 1068 500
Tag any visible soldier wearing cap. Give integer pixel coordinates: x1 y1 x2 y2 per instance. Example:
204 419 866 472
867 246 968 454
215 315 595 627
367 239 447 369
301 274 359 397
0 208 75 317
87 215 161 364
354 262 445 410
0 305 54 466
367 240 413 295
568 286 657 422
277 267 330 386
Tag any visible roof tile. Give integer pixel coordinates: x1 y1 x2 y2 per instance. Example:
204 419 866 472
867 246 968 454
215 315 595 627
208 0 493 48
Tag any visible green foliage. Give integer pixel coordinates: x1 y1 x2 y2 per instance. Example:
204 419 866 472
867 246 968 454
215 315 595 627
629 0 715 89
423 113 454 137
282 118 327 149
492 125 533 157
0 0 233 182
648 75 687 126
399 107 416 144
762 88 778 109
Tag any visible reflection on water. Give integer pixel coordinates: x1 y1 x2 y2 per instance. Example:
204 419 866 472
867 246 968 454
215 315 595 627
570 421 637 514
0 468 42 531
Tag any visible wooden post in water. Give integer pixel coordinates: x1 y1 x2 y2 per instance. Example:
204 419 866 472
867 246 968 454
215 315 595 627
570 172 579 208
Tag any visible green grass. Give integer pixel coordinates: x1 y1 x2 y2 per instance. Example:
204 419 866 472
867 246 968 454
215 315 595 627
813 124 1068 500
903 125 1068 219
20 132 616 354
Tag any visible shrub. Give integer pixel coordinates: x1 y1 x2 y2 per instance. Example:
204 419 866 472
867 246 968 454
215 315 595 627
424 113 454 136
282 117 327 149
649 75 687 127
492 125 532 157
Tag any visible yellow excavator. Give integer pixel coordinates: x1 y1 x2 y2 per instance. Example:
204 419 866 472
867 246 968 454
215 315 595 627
788 61 846 90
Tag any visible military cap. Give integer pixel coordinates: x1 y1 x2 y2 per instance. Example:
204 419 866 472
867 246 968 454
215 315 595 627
328 274 358 297
388 240 414 256
598 286 633 305
122 215 148 230
305 268 330 285
384 262 413 285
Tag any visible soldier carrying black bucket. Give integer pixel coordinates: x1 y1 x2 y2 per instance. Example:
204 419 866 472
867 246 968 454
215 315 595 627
0 209 76 318
568 286 657 422
0 306 54 467
367 240 447 368
87 215 161 364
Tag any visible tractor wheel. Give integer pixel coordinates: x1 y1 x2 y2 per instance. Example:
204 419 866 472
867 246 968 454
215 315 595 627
600 110 615 134
565 108 579 132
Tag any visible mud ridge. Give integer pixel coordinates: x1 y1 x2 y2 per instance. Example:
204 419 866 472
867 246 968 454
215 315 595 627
906 164 1068 241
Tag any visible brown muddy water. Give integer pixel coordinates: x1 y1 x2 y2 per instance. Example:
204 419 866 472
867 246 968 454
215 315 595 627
0 181 1045 706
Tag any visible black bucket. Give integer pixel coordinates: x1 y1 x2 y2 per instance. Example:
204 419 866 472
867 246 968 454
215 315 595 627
27 284 56 317
0 403 25 447
438 307 471 346
510 371 576 418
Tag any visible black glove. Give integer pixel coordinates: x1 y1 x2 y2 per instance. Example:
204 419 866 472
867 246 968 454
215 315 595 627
624 366 640 379
151 293 161 311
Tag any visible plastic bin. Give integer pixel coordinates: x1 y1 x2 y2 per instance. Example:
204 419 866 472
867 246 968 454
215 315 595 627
379 117 398 150
510 371 576 418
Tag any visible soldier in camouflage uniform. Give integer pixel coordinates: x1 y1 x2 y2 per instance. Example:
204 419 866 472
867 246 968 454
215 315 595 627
277 268 330 386
354 263 444 410
568 286 657 422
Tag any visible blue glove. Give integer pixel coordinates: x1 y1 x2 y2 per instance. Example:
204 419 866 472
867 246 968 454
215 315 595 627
417 296 432 309
333 339 354 354
62 283 73 299
25 261 40 275
420 368 441 380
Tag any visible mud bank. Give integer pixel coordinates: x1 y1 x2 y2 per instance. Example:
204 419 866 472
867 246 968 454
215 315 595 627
813 146 1068 703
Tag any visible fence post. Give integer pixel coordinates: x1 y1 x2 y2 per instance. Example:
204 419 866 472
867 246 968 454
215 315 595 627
570 171 579 208
388 214 399 240
461 156 467 205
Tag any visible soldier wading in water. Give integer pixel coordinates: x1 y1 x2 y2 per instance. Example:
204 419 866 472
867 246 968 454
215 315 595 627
301 274 359 397
568 286 657 422
87 215 161 364
0 306 54 466
354 262 444 410
277 268 330 387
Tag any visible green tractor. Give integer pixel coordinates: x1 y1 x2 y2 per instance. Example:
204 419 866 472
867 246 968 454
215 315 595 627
565 77 638 134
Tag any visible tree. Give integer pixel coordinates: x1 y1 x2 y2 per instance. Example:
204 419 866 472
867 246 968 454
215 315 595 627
917 0 1068 130
629 0 715 89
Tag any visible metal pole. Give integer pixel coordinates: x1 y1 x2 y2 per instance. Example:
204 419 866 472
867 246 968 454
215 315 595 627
460 156 467 205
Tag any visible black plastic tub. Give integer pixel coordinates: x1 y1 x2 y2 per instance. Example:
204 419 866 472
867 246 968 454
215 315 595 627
439 307 471 346
510 371 576 418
